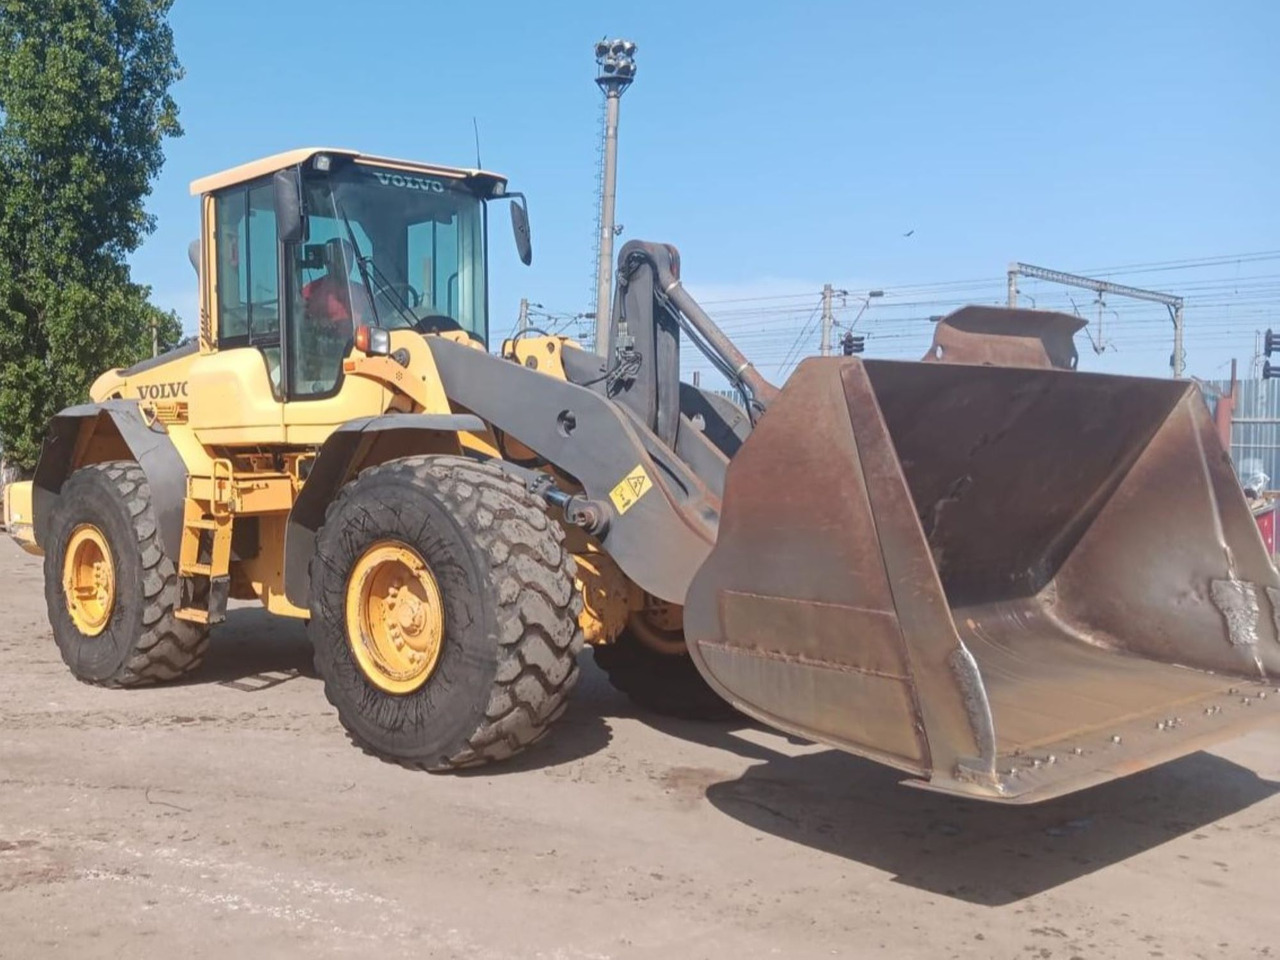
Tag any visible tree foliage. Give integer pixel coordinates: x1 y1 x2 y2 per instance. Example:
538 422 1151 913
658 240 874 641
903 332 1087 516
0 0 183 470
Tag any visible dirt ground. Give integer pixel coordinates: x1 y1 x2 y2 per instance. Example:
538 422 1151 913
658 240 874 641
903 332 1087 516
1 536 1278 959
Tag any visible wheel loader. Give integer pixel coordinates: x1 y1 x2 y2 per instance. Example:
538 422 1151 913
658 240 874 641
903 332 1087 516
5 147 1280 801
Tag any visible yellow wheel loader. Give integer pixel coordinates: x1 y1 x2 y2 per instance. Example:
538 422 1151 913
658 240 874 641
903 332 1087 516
5 147 1280 800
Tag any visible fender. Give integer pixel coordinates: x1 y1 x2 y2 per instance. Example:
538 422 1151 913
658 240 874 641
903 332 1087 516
32 400 188 560
283 412 485 608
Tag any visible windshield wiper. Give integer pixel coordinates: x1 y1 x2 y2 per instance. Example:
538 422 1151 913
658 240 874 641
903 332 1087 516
336 208 382 328
336 206 418 329
363 257 420 328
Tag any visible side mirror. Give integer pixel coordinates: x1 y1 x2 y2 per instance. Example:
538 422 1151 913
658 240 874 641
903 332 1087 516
508 195 532 266
273 167 307 244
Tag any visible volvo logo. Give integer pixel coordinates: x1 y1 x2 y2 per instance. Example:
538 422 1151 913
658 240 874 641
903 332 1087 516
374 172 445 193
137 382 188 400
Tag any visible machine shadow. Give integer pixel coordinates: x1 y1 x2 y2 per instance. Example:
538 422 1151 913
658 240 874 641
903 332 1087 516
456 653 618 775
452 691 615 776
192 605 317 688
193 612 613 771
692 731 1278 906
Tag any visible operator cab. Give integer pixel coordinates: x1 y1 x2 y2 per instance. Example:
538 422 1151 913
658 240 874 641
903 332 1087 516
192 148 529 401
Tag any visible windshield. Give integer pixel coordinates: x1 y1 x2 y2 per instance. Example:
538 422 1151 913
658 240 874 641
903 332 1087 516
296 163 487 338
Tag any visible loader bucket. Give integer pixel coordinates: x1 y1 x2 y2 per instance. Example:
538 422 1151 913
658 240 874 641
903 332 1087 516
683 357 1280 802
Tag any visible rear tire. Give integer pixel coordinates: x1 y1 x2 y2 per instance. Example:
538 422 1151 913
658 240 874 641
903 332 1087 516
308 455 583 770
594 630 739 721
44 461 209 686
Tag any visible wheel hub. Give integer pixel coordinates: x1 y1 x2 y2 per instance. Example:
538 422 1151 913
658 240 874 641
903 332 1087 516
629 594 687 656
63 524 115 636
345 541 445 694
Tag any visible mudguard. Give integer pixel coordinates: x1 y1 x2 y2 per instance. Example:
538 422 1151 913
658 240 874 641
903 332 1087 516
282 412 485 608
32 400 188 560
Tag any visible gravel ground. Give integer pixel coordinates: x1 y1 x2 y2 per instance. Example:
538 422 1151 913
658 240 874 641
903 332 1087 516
1 535 1278 959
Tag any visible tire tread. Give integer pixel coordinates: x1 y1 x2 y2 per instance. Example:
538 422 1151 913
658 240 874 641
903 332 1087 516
58 461 208 687
313 455 582 771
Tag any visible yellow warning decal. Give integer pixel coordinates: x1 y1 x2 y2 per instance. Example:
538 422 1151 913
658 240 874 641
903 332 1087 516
609 464 653 515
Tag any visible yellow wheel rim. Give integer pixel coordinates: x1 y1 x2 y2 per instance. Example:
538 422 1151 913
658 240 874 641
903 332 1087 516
629 595 688 656
345 540 445 695
63 524 116 636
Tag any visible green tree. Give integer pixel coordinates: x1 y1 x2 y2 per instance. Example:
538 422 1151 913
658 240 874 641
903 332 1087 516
0 0 183 472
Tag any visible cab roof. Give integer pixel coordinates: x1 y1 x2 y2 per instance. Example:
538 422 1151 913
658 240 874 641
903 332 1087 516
189 147 509 197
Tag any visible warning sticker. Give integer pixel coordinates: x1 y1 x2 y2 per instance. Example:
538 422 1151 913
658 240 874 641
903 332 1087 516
608 464 653 515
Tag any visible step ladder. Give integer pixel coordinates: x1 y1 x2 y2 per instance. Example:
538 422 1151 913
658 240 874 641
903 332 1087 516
175 460 234 625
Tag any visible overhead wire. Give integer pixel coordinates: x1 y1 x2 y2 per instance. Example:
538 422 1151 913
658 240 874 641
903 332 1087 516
671 250 1280 385
773 299 824 378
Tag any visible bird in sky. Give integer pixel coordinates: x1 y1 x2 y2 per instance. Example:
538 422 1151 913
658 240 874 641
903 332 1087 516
902 229 915 237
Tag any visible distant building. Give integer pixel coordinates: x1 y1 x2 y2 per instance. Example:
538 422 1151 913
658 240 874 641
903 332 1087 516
1206 378 1280 492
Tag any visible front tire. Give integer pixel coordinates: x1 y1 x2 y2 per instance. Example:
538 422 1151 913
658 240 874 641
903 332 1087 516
308 455 583 770
44 461 209 686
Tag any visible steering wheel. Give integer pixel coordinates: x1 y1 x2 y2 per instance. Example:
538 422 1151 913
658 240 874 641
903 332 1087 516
413 314 465 335
412 314 485 345
371 278 423 310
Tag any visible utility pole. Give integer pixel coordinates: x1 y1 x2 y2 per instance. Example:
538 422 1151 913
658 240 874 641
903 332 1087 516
821 287 881 357
819 284 835 357
151 316 158 358
1173 303 1185 379
518 298 529 335
592 39 637 358
1007 262 1186 377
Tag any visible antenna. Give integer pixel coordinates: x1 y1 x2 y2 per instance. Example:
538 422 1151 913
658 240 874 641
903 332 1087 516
472 117 482 169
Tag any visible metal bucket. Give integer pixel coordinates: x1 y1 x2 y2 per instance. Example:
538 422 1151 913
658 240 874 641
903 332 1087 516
683 356 1280 802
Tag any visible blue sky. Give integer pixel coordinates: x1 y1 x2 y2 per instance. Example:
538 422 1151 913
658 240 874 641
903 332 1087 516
134 0 1278 382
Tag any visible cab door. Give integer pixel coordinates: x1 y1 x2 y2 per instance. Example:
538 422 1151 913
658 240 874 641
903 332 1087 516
277 213 393 446
187 181 286 447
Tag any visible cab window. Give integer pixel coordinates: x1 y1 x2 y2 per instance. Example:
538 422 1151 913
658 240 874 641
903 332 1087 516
281 161 488 401
214 182 279 346
285 219 373 399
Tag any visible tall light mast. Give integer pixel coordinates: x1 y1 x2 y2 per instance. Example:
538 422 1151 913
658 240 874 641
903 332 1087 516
592 38 637 357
